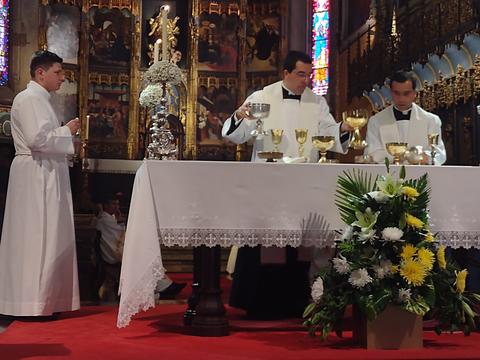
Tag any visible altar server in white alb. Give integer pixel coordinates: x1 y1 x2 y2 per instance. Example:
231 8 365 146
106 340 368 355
0 51 81 317
222 50 352 162
365 70 446 165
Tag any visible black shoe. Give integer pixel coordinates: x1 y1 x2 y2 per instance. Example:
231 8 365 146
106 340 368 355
158 282 187 299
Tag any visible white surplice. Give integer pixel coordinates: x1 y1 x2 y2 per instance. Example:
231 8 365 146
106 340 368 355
0 81 80 316
222 81 347 162
365 103 446 165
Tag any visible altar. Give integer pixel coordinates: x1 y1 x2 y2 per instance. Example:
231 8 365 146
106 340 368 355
117 160 480 334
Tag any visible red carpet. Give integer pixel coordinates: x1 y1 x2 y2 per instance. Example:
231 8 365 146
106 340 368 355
2 304 480 359
1 275 480 359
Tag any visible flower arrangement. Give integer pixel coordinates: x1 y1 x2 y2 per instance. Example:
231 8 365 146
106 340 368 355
139 84 163 108
142 60 183 85
304 163 480 340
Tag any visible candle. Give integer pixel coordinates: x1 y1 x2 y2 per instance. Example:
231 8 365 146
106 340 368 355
161 5 170 61
153 39 161 63
85 115 90 141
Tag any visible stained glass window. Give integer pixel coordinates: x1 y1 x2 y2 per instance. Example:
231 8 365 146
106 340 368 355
311 0 329 95
0 0 9 86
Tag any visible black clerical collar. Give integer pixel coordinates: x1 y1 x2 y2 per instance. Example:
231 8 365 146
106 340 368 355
282 86 301 101
393 107 411 121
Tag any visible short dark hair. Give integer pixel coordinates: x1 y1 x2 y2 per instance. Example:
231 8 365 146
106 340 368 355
30 50 63 78
389 71 417 90
283 51 312 72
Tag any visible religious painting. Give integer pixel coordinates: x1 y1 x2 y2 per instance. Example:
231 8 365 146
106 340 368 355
246 1 280 72
0 0 9 86
45 4 80 65
196 77 237 145
50 78 78 126
141 0 188 69
87 82 130 159
88 7 132 68
197 10 239 72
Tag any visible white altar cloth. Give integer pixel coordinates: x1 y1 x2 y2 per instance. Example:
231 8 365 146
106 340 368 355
117 160 480 327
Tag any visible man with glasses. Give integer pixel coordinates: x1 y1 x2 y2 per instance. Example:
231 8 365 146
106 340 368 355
222 51 351 319
223 50 351 161
0 51 81 318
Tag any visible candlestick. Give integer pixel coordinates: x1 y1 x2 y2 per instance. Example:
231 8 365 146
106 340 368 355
153 38 161 63
161 5 170 61
85 114 90 141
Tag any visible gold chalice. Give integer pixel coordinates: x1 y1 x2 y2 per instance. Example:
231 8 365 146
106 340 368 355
312 136 335 163
271 129 284 152
428 133 439 165
295 128 308 158
386 142 408 165
405 146 425 165
342 109 369 150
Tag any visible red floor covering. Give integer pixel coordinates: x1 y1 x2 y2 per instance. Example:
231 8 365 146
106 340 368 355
1 304 480 360
1 275 479 359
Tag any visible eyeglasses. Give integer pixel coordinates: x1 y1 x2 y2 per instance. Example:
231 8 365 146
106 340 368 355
291 70 312 79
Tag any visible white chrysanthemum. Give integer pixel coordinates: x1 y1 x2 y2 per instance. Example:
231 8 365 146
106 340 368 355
373 260 392 279
311 277 324 303
348 268 373 288
143 60 183 85
365 191 389 203
397 288 412 303
341 226 354 241
332 254 350 275
381 227 404 242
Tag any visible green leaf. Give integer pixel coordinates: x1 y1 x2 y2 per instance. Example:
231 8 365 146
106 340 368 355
385 157 390 172
399 165 406 180
303 303 317 319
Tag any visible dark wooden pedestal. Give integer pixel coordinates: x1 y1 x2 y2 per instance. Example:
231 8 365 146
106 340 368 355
184 245 229 337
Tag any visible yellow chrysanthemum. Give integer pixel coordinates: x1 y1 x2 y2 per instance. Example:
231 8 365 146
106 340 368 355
400 259 427 286
425 232 435 242
405 213 424 229
417 248 435 271
455 269 468 293
402 186 419 199
437 246 446 269
401 244 417 260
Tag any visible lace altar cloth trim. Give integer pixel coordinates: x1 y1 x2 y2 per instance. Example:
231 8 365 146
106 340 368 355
117 256 165 328
159 228 337 247
436 231 480 249
158 229 480 248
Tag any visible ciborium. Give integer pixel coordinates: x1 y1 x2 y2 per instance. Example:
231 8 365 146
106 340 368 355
248 103 270 138
270 128 283 152
342 109 369 150
428 133 439 165
386 142 408 165
312 135 335 163
405 146 425 165
295 128 308 158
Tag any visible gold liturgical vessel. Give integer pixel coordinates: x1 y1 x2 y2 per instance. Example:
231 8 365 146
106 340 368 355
295 128 308 158
386 142 408 165
342 109 369 150
428 133 439 165
257 128 284 162
312 136 335 163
